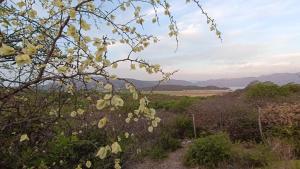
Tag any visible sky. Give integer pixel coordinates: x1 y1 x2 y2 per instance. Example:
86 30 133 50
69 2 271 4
106 0 300 81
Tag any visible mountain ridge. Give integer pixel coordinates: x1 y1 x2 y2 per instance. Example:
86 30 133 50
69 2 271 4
41 72 300 90
196 72 300 87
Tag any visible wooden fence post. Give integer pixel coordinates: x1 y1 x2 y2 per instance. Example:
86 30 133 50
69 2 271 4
192 113 197 138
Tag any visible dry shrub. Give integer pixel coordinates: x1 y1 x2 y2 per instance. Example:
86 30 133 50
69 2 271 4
259 102 300 158
188 93 260 142
261 103 300 126
266 138 295 161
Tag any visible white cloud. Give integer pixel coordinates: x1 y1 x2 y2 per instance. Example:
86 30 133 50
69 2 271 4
101 0 300 81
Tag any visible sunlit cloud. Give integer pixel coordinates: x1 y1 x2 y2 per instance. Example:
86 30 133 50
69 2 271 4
105 0 300 80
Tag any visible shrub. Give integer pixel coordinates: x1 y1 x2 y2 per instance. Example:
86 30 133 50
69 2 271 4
146 132 181 160
246 82 300 101
43 128 114 168
246 82 282 99
266 138 295 161
231 143 276 167
280 83 300 94
146 146 168 160
184 133 232 168
228 114 261 142
263 160 300 169
173 114 194 139
150 96 198 113
159 132 181 151
267 126 300 158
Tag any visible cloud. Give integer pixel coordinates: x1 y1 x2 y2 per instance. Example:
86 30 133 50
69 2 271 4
100 0 300 81
170 52 300 80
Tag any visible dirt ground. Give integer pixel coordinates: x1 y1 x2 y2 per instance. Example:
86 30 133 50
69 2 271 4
130 140 197 169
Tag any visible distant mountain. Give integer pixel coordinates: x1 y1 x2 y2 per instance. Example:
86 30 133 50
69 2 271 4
108 78 195 89
161 79 195 86
41 72 300 90
196 73 300 88
41 78 194 90
120 79 194 88
141 85 228 91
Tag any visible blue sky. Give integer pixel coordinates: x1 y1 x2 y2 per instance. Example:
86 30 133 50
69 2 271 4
92 0 300 81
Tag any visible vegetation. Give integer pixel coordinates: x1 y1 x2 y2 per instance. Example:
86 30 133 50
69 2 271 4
0 1 299 167
231 143 276 168
179 82 300 169
246 82 300 101
0 0 222 168
184 133 232 167
145 132 181 160
150 95 200 113
184 134 280 169
0 77 299 168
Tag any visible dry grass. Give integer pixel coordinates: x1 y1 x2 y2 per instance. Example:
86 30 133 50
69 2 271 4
143 90 230 97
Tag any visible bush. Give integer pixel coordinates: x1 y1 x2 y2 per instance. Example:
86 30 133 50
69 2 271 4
159 132 181 151
228 114 261 142
146 132 181 160
231 143 276 167
246 82 300 101
246 82 283 99
150 96 198 113
146 146 168 160
173 114 194 139
266 138 295 161
267 126 300 158
280 83 300 94
184 133 232 168
43 128 114 169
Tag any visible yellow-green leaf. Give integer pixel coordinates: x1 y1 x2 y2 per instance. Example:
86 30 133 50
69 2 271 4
20 134 29 142
85 160 92 168
111 142 122 154
98 117 107 128
0 44 15 56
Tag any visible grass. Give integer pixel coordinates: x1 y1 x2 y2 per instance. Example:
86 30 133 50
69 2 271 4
265 160 300 169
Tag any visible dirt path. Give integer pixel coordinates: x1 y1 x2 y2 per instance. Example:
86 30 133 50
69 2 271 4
131 140 196 169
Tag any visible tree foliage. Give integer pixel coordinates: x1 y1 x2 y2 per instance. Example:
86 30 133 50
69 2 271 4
0 0 220 168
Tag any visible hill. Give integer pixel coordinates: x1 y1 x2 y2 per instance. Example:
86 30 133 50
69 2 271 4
141 85 228 91
196 72 300 88
41 72 300 90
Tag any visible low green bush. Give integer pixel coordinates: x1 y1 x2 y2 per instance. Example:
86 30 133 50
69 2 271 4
43 128 114 169
246 82 300 100
246 82 283 99
150 97 198 113
173 114 194 139
146 132 181 160
184 133 232 168
146 146 168 160
3 131 115 169
280 83 300 94
159 132 181 151
184 133 280 168
231 143 276 167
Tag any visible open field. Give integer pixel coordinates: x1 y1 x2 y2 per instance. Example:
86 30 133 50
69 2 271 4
144 89 230 97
